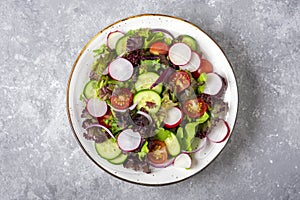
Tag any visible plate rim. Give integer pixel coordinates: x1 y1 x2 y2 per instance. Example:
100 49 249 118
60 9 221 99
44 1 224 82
66 13 239 186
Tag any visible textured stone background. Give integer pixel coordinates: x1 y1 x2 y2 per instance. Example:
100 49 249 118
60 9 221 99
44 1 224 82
1 0 299 199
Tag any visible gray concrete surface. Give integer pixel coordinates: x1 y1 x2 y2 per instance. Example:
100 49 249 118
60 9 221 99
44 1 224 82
1 0 299 199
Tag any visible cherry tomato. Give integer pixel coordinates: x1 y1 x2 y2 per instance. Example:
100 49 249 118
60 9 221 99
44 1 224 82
192 59 213 80
97 109 112 128
149 42 169 55
183 98 207 118
147 140 168 164
169 71 191 93
110 88 133 110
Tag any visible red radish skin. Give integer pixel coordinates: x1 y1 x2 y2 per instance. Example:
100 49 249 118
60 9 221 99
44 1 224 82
180 51 201 72
207 120 230 143
107 31 125 49
108 58 133 81
164 107 182 128
117 129 142 152
203 73 224 96
86 98 107 118
173 153 192 168
168 43 192 66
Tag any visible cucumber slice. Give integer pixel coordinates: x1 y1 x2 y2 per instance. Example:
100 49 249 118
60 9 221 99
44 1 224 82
135 72 162 93
179 35 198 51
95 139 121 160
115 36 128 55
83 80 98 99
108 153 128 165
165 132 181 156
133 90 161 113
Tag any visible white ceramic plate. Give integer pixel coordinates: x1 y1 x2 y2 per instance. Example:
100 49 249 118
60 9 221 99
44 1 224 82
67 14 238 185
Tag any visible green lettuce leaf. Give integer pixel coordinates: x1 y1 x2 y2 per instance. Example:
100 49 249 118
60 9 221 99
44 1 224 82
143 31 165 48
184 122 199 151
176 127 185 150
93 44 108 57
154 128 172 141
138 141 149 161
197 73 207 94
198 112 210 124
140 59 161 74
91 50 116 77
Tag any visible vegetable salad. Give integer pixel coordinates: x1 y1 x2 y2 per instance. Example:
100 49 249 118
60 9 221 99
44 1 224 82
81 28 230 173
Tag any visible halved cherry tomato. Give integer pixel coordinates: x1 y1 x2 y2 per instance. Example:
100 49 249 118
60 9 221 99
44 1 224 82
169 71 191 93
183 98 207 118
149 42 169 55
148 140 168 164
192 59 213 80
110 88 133 110
97 109 112 128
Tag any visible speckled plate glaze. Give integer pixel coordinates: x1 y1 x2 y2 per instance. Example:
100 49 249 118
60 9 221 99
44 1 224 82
67 14 238 186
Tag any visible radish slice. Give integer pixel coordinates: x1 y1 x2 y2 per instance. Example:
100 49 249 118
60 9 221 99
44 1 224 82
107 31 125 49
117 129 141 152
168 43 192 66
149 158 175 168
151 29 174 40
182 137 207 154
86 98 107 117
207 120 230 143
203 73 224 96
180 51 201 72
86 124 115 139
163 107 182 128
137 111 153 124
173 153 192 168
108 58 133 81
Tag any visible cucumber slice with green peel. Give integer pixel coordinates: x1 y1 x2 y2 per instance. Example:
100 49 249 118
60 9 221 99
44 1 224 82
83 80 98 99
179 35 198 51
115 36 129 55
95 139 121 160
133 90 161 113
108 153 128 165
135 72 163 93
165 132 181 156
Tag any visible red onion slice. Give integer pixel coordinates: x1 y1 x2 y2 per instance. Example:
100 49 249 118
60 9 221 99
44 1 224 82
108 104 127 113
151 28 174 40
86 124 115 139
148 157 175 168
128 102 138 110
137 111 153 124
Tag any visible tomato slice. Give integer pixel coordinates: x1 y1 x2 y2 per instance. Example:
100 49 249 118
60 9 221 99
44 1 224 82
97 109 112 128
192 59 213 80
147 140 168 164
169 71 191 93
149 42 169 55
110 88 133 110
183 98 207 118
